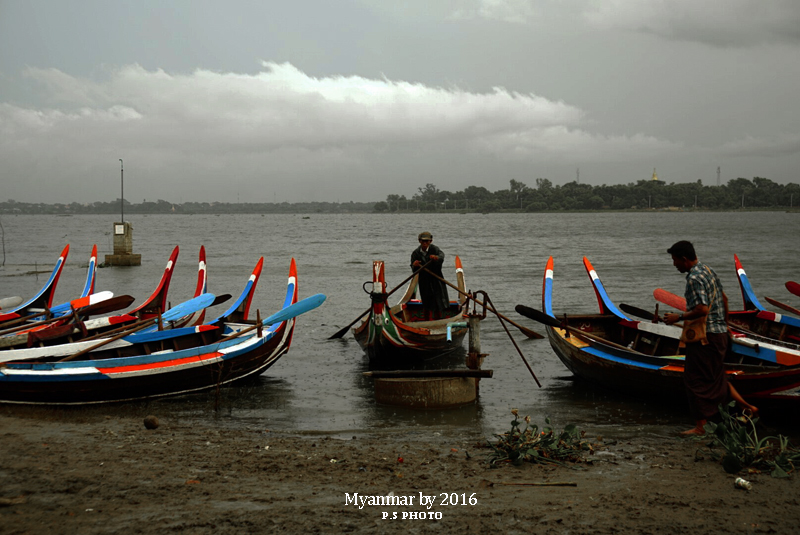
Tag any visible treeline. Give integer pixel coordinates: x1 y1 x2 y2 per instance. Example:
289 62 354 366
0 199 375 215
375 177 800 212
3 176 798 215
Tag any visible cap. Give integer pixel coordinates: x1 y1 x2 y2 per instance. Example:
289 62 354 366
418 231 433 240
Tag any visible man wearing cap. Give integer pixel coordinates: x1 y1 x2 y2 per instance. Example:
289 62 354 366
411 232 450 320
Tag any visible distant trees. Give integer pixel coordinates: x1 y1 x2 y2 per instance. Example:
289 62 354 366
3 177 798 215
0 199 375 215
381 177 800 212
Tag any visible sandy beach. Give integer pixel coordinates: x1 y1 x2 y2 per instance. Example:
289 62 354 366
2 408 799 535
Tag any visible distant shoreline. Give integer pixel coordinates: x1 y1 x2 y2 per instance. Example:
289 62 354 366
1 207 797 216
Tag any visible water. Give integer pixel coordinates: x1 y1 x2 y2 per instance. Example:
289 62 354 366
1 211 798 439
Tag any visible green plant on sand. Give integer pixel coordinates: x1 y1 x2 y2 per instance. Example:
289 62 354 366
487 409 597 467
697 402 800 478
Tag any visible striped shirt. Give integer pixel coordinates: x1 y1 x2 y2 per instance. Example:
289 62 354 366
685 261 727 334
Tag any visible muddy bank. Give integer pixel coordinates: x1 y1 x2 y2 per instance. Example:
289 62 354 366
1 411 799 534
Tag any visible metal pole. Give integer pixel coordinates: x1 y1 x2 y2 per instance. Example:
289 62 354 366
119 159 124 223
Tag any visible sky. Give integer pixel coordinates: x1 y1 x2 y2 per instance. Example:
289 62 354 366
1 0 799 204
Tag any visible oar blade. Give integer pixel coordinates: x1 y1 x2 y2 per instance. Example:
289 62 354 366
619 303 659 322
764 297 800 317
162 293 217 322
653 288 687 311
786 281 800 299
515 305 561 328
263 294 326 326
80 295 136 317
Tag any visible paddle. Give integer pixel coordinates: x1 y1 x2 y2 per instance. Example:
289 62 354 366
219 293 327 343
49 291 115 316
58 293 218 362
0 292 121 331
765 297 800 317
619 303 661 323
653 288 687 311
422 268 544 339
515 304 647 354
0 295 135 337
211 293 232 307
328 261 432 339
786 281 800 299
480 293 541 386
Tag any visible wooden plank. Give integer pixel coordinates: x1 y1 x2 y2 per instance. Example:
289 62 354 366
363 369 493 378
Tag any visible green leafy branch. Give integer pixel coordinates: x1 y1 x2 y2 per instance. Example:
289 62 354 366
698 402 800 478
487 409 596 468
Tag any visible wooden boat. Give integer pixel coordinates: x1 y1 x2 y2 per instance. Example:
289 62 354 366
0 254 265 362
649 255 800 366
0 245 176 350
352 258 470 363
0 259 326 405
517 256 800 407
728 254 800 342
127 245 179 320
81 245 98 297
0 245 69 324
0 246 221 351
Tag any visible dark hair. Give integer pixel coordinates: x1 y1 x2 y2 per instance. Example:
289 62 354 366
667 240 697 260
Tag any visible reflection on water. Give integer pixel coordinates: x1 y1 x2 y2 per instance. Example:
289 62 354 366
1 212 799 440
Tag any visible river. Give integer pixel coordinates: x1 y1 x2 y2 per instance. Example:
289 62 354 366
1 211 797 439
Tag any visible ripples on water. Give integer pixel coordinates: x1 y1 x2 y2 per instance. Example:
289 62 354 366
1 212 798 439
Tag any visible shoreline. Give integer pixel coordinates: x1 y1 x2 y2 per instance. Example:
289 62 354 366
2 411 799 534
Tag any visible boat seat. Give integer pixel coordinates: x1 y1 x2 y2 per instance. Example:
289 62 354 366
401 300 463 323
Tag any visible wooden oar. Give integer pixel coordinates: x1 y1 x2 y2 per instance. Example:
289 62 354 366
0 291 112 326
515 305 648 355
220 294 327 343
482 293 541 386
786 281 800 299
653 288 687 311
328 261 432 339
423 268 543 339
58 316 163 362
765 297 800 317
211 293 232 307
619 303 661 323
58 294 218 362
49 290 114 316
0 295 135 337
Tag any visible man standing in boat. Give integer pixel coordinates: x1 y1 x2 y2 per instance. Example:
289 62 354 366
663 240 757 435
411 231 450 320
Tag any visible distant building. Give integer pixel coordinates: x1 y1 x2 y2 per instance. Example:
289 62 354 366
652 168 659 181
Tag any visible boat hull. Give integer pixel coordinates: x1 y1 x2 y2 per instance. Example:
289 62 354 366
352 258 471 366
0 258 307 405
0 324 292 404
538 256 800 408
546 323 800 405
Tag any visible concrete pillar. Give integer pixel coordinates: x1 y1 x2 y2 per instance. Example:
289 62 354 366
104 221 141 266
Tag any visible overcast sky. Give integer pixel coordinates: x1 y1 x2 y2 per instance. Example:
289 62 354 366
1 0 799 204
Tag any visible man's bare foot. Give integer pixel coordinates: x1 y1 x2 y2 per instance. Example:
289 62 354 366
680 419 707 436
742 405 759 418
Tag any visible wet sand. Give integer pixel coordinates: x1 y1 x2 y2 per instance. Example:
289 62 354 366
2 411 799 534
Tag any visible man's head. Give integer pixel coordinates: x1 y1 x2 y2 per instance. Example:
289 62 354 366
667 240 697 273
418 231 432 250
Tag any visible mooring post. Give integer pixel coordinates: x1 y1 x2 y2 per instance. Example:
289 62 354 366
467 315 481 365
467 314 486 396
